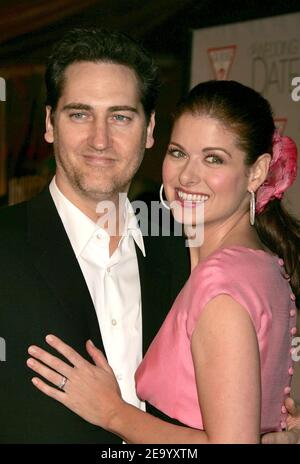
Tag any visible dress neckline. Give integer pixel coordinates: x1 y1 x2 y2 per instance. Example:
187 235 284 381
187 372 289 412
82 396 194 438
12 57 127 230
195 245 277 270
218 245 275 258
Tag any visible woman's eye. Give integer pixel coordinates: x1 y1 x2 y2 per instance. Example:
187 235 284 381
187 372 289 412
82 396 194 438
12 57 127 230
205 155 223 164
167 148 186 158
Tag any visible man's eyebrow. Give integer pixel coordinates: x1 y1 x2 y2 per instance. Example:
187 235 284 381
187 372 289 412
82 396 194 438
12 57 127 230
61 104 139 113
109 106 138 113
62 103 93 111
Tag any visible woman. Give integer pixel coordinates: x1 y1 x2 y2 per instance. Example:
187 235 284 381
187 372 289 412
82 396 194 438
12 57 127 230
27 80 299 443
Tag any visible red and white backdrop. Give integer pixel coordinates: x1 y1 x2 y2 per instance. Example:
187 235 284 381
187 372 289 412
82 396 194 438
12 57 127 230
191 12 300 218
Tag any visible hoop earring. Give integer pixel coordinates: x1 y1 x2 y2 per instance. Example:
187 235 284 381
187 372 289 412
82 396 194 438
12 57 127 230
159 184 170 210
249 190 256 226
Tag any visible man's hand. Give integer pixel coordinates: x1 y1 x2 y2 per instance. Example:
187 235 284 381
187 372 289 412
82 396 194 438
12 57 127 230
262 397 300 444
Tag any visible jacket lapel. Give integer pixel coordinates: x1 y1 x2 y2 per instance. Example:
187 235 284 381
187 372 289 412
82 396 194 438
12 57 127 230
136 240 167 354
26 188 104 351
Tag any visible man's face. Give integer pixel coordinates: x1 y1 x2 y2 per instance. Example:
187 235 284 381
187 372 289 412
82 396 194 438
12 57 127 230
45 61 155 206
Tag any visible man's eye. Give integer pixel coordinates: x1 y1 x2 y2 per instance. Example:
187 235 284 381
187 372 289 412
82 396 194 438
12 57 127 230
70 112 87 120
112 114 130 122
205 155 223 164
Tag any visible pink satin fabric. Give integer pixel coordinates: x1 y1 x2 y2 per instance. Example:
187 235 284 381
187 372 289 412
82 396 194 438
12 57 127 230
136 247 297 433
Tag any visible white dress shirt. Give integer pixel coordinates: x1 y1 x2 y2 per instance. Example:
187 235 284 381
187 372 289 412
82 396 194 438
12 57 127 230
49 177 145 410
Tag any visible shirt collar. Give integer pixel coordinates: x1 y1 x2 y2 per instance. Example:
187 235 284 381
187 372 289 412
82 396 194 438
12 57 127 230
49 177 146 258
125 201 146 257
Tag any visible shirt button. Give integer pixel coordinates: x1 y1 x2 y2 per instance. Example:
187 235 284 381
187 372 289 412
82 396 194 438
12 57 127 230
290 293 296 301
284 386 291 394
288 366 294 375
290 327 297 335
111 319 117 326
290 309 296 317
117 374 123 381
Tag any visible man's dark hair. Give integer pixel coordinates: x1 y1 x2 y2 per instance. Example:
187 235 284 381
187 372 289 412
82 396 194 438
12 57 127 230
45 27 160 122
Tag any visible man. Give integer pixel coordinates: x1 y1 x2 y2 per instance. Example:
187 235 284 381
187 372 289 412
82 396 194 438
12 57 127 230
0 27 189 444
0 27 299 444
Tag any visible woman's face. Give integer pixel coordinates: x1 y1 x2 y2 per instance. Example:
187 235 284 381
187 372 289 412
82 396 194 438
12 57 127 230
162 113 251 227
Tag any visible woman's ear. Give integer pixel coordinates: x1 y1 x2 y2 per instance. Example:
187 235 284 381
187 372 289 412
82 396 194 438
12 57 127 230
248 153 271 192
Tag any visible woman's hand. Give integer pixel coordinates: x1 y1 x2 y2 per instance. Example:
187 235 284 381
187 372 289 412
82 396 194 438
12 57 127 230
27 335 123 429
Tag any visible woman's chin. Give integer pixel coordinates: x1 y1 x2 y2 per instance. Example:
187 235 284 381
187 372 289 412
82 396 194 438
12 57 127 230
171 203 205 227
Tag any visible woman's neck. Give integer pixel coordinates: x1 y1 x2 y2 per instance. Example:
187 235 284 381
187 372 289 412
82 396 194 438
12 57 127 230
188 212 264 271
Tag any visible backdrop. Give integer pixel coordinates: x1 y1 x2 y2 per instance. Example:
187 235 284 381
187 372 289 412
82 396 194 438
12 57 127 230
191 12 300 217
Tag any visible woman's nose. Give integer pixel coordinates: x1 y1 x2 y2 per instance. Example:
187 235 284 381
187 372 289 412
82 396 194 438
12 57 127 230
179 158 201 187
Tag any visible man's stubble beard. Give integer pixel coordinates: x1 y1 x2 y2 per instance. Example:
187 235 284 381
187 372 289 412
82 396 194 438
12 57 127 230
53 138 146 203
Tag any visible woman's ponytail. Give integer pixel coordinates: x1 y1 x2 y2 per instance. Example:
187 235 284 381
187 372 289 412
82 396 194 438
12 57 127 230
255 132 299 307
256 200 300 307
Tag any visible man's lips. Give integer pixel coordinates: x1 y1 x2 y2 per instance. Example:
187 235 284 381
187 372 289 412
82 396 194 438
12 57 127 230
82 154 117 166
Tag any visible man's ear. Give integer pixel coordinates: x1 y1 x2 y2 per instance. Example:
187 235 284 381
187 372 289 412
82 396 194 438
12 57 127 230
248 153 271 192
44 106 54 144
145 112 155 149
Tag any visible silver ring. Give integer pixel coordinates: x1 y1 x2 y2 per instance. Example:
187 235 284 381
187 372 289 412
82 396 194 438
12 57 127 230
58 375 67 390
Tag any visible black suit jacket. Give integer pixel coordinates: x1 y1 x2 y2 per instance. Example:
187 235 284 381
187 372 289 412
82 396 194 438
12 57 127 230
0 188 189 443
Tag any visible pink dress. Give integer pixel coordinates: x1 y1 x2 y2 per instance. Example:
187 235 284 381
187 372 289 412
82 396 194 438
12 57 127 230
136 247 297 433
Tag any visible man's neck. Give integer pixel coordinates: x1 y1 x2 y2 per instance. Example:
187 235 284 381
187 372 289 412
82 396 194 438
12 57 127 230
55 176 123 224
54 176 127 256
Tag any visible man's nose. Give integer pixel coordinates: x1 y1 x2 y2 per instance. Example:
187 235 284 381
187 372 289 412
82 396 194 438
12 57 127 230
88 119 110 150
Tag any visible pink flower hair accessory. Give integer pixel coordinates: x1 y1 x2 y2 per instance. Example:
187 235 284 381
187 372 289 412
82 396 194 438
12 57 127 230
256 129 298 214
